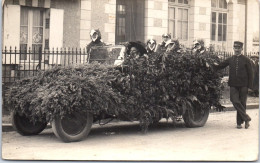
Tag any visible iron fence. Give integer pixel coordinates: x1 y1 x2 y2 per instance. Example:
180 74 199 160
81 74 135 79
2 47 259 84
2 46 89 84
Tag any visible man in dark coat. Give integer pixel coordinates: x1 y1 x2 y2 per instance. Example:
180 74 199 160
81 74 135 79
146 39 157 56
192 39 207 55
213 41 253 129
86 29 106 54
156 33 171 54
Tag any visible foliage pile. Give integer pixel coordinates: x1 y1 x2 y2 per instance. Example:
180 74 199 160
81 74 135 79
8 50 223 131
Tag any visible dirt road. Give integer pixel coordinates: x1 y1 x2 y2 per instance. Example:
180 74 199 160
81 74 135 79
2 109 259 161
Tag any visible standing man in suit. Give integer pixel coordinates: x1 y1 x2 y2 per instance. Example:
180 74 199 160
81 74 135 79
213 41 253 129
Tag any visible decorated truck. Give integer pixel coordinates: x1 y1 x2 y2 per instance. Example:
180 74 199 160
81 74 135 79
7 42 223 142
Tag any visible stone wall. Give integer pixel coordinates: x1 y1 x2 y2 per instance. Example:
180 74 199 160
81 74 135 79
144 0 168 43
80 0 92 48
54 0 81 48
246 0 259 52
80 0 116 48
189 0 211 48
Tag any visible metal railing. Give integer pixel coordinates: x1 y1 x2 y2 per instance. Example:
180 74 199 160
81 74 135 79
2 47 259 84
2 46 89 84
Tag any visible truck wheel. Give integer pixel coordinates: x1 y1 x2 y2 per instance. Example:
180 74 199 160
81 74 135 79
11 111 47 136
51 112 93 143
183 105 209 127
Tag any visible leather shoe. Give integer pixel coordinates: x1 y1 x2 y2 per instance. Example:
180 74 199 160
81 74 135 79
237 124 242 129
245 121 250 129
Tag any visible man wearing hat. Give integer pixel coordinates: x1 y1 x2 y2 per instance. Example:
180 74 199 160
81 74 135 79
156 33 171 53
192 39 206 55
86 29 106 54
213 41 253 129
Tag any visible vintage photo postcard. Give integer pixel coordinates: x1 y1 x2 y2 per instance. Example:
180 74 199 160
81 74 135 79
1 0 259 161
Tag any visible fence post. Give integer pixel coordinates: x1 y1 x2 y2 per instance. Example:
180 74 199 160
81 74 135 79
33 47 36 76
79 48 82 63
14 47 17 82
19 46 21 80
38 46 42 70
71 48 74 64
64 48 66 66
76 48 78 63
4 46 7 83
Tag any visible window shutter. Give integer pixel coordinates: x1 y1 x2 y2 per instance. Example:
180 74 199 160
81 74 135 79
3 5 20 49
3 5 20 64
49 8 64 64
49 8 63 49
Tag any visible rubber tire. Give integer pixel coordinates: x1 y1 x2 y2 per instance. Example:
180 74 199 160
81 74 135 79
183 106 209 128
51 112 93 143
11 111 47 136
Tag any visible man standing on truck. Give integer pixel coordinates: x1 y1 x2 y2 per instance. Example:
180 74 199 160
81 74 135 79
192 39 207 55
213 41 253 129
86 29 106 54
156 33 171 53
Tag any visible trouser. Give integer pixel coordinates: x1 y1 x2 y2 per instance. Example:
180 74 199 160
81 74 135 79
230 87 251 125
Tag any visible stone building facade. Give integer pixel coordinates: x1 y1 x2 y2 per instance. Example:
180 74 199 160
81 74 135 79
2 0 259 52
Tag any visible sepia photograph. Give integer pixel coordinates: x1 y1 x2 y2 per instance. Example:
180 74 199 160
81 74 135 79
1 0 259 161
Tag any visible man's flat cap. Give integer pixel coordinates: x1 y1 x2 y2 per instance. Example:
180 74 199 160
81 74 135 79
234 41 243 47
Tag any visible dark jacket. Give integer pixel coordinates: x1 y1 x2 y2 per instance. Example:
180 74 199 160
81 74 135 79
86 40 105 54
215 55 254 88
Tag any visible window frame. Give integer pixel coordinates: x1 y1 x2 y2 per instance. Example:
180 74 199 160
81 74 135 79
168 3 189 41
168 0 189 6
116 3 126 43
20 6 46 61
211 0 228 10
211 0 228 42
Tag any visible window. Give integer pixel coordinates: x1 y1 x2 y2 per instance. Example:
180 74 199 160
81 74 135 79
168 7 175 38
116 4 126 43
211 0 227 41
116 0 145 43
177 8 188 40
168 0 188 4
211 0 227 9
20 7 45 60
168 7 188 40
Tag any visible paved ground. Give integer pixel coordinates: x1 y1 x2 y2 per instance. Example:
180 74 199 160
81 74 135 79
1 108 259 161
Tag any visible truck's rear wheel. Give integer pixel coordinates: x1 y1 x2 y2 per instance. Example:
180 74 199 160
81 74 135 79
52 111 93 143
183 105 209 127
11 111 47 136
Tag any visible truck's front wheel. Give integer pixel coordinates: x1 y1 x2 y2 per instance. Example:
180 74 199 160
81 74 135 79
52 111 93 143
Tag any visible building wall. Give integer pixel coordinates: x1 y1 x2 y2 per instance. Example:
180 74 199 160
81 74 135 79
189 0 211 48
144 0 168 43
246 0 259 52
91 0 116 45
2 0 81 49
226 0 259 52
80 0 116 48
80 0 91 48
54 0 81 48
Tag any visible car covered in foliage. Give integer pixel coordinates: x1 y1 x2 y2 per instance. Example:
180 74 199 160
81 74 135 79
8 42 223 142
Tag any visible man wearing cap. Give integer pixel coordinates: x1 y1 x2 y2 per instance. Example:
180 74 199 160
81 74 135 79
213 41 253 129
156 33 171 53
192 39 206 55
